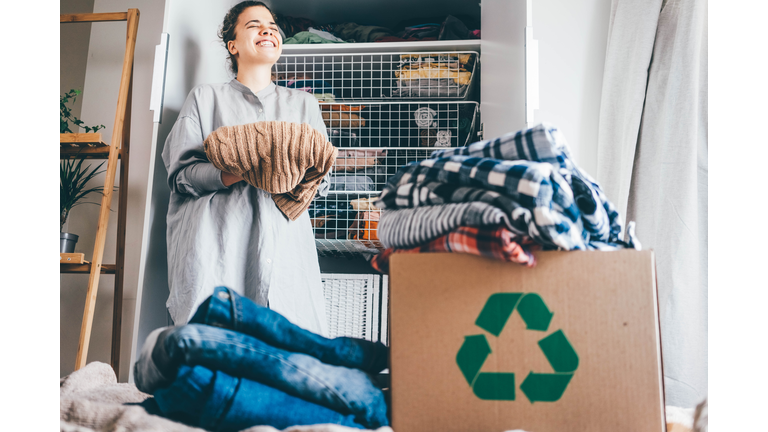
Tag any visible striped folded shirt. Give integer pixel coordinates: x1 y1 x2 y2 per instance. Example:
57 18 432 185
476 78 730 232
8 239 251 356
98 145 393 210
370 226 537 274
378 202 512 249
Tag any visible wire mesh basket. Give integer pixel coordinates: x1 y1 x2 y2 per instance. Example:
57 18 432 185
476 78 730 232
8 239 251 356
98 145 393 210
321 273 383 342
311 101 478 256
273 51 479 101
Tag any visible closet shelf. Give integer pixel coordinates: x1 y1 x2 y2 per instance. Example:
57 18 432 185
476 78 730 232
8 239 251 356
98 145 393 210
61 133 120 159
282 39 481 55
61 263 117 274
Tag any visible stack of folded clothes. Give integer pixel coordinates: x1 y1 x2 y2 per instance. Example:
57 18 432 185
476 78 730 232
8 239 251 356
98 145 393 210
310 200 357 240
134 287 390 431
370 122 642 273
310 196 382 249
391 53 474 98
349 197 382 249
335 149 386 172
378 15 479 43
321 103 368 129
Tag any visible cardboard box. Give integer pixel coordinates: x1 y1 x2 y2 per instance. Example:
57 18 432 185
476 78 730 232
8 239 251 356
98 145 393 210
389 250 665 432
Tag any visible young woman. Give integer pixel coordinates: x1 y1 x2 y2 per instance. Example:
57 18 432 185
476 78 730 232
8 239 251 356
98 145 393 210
161 1 330 335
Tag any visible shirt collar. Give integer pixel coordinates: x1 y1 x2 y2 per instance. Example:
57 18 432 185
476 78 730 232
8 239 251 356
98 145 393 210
228 78 276 98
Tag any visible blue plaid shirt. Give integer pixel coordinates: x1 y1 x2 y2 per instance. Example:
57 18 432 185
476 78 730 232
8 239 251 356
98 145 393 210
376 123 639 251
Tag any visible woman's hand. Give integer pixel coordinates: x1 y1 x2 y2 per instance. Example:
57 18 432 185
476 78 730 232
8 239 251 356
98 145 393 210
221 171 244 187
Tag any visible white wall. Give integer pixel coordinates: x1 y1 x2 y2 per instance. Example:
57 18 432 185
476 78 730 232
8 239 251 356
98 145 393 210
60 0 164 381
532 0 611 176
61 0 94 125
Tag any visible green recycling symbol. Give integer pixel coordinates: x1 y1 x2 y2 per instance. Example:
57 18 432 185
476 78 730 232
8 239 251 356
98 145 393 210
455 293 579 403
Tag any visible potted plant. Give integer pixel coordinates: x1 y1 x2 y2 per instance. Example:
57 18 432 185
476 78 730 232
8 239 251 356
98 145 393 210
60 89 107 253
60 158 107 253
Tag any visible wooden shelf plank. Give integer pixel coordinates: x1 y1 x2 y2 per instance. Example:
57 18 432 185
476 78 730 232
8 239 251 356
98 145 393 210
60 12 128 23
61 263 116 274
60 133 120 159
61 253 87 264
60 146 121 159
61 133 107 145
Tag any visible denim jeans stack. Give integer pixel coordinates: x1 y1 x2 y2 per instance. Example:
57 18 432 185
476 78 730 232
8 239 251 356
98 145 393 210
134 286 390 432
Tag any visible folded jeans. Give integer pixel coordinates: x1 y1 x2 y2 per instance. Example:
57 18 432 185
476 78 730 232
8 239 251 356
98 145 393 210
135 323 389 429
189 286 388 375
153 364 366 431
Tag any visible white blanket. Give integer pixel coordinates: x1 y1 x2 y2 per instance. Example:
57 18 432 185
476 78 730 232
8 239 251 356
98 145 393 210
60 362 393 432
61 361 705 432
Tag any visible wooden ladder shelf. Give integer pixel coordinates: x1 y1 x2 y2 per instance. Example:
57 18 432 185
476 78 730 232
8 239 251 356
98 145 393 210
60 9 140 374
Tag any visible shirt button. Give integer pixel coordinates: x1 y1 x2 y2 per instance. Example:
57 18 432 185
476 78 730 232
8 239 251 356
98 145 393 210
217 291 230 300
266 258 272 264
259 108 263 113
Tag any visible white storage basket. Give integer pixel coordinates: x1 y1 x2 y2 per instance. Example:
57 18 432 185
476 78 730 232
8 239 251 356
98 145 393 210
274 51 479 101
310 100 479 257
322 273 387 342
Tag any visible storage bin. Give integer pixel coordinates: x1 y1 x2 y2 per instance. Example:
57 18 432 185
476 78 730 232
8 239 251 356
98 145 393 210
273 51 479 101
321 273 387 342
310 100 478 256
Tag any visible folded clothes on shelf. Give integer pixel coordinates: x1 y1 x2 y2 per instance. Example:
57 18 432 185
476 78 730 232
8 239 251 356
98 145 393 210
329 174 375 192
351 197 380 211
312 212 357 239
395 65 472 86
322 111 366 128
335 157 377 172
328 129 359 147
399 53 472 67
335 149 387 172
391 78 467 98
308 27 345 42
314 93 337 103
284 31 348 45
333 22 393 42
349 210 381 248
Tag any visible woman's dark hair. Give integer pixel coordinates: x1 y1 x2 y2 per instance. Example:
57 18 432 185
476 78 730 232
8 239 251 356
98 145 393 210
218 1 277 75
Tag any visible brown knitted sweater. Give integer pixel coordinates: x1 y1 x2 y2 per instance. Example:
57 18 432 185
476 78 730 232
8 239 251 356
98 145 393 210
204 121 338 220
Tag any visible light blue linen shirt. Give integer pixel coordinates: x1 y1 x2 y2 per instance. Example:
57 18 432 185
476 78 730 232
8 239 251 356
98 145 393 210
162 79 329 336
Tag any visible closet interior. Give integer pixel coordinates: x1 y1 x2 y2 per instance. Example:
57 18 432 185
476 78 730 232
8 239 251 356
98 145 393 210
267 0 487 343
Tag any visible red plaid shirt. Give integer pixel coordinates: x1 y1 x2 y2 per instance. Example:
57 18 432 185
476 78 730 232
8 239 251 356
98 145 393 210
370 226 537 273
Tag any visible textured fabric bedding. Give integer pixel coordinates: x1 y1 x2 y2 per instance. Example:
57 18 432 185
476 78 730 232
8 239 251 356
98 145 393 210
60 361 705 432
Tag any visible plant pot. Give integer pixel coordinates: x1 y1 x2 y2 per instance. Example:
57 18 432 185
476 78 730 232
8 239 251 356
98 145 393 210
60 232 79 253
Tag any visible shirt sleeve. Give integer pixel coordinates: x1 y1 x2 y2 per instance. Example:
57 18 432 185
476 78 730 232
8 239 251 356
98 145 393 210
161 114 227 197
309 99 332 198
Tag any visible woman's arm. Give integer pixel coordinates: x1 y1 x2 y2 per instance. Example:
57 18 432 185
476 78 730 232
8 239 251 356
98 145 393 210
161 114 231 197
309 99 332 198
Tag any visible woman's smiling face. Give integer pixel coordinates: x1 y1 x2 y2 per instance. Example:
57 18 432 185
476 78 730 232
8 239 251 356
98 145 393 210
227 6 283 71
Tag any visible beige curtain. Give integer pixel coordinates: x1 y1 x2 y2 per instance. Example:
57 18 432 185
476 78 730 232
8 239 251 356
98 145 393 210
596 0 708 408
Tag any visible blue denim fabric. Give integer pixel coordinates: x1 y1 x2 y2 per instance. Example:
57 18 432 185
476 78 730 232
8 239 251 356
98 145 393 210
189 286 388 374
153 365 366 431
140 323 388 429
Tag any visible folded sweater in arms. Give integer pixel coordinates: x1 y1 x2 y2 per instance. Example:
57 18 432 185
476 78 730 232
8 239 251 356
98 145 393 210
204 121 338 220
